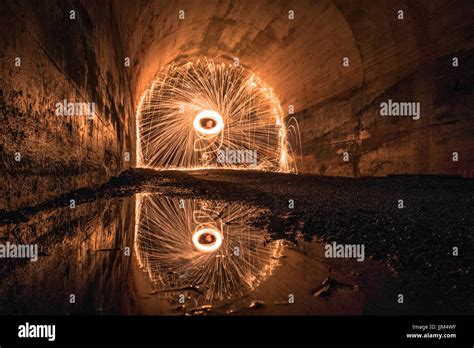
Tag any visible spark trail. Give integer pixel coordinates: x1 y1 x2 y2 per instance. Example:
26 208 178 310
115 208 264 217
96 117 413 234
134 194 283 306
136 58 296 171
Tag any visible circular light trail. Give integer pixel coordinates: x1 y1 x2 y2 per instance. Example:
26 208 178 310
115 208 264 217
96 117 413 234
134 195 285 304
135 58 297 171
193 110 224 136
192 227 223 253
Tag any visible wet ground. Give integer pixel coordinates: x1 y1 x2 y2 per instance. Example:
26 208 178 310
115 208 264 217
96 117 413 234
0 169 472 315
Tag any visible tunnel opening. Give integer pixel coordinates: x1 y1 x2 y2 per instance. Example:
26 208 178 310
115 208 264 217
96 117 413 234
136 58 295 172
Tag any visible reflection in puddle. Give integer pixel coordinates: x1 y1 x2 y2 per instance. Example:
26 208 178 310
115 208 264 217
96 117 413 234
134 194 283 308
0 193 398 315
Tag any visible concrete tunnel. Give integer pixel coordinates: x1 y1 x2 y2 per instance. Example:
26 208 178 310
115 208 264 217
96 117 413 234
1 0 474 322
1 0 473 209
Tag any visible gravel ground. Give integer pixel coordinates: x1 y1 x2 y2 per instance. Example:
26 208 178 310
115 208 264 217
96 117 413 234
1 168 473 314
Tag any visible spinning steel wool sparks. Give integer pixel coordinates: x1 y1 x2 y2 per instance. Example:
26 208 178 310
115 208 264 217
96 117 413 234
134 194 283 305
136 58 295 171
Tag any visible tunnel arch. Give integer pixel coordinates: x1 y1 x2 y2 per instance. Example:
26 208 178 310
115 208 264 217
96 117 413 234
123 0 369 175
118 0 369 174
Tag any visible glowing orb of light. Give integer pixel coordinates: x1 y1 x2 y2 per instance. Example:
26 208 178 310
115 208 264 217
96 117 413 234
193 110 224 136
192 227 223 253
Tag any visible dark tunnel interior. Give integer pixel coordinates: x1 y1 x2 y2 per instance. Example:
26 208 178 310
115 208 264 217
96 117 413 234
0 0 473 332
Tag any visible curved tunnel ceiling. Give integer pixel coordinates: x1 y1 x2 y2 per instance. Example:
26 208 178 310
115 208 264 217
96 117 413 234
117 0 365 111
115 0 473 114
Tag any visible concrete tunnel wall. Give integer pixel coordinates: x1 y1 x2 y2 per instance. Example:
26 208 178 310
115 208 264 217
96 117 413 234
1 0 473 210
1 0 136 210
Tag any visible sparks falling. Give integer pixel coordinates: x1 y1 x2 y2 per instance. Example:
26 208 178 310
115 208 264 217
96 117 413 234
134 194 283 306
136 58 296 171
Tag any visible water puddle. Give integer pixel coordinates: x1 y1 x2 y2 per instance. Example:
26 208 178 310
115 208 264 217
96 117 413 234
0 193 399 315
